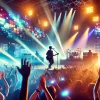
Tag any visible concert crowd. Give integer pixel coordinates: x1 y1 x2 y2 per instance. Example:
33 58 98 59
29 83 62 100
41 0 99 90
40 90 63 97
0 58 100 100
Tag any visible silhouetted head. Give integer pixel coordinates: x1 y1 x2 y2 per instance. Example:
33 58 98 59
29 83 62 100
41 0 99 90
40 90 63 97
49 46 52 50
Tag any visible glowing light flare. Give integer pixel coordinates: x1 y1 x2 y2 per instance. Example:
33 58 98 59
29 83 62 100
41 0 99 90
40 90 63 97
15 38 47 66
75 28 90 50
60 77 65 81
43 21 48 27
28 10 33 16
0 17 5 24
4 23 9 29
0 48 20 65
63 32 78 51
74 25 79 30
61 90 69 97
93 16 99 22
50 80 55 84
86 6 94 14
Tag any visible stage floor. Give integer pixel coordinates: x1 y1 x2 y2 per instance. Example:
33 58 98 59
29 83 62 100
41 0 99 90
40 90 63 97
33 65 65 70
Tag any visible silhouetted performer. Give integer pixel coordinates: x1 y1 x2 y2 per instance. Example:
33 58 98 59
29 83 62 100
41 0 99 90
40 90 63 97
35 50 39 57
46 46 54 69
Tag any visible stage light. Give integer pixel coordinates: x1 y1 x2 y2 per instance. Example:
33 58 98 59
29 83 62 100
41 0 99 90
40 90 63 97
74 25 79 30
43 21 48 27
6 17 8 19
60 77 65 81
0 18 5 24
50 80 55 84
4 23 9 29
61 90 69 97
28 10 33 16
93 16 99 22
86 6 93 14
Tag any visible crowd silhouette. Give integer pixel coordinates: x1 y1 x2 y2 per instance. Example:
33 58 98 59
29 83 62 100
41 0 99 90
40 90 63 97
0 58 100 100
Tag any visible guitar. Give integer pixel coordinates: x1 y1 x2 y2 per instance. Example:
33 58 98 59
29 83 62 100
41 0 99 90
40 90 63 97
46 53 59 61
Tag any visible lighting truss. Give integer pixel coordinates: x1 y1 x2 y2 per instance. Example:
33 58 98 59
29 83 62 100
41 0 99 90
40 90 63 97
48 0 93 11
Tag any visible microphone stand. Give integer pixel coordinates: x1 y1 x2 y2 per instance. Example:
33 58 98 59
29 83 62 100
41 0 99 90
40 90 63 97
52 49 59 69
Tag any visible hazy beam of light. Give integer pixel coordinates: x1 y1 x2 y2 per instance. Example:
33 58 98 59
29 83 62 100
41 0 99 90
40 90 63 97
56 13 62 30
24 29 48 50
42 3 66 58
47 34 55 47
88 29 94 37
62 11 67 24
75 28 90 51
46 34 59 53
54 12 56 24
0 48 20 65
15 38 47 66
63 32 78 51
59 8 73 41
68 10 76 35
0 59 8 64
0 1 48 51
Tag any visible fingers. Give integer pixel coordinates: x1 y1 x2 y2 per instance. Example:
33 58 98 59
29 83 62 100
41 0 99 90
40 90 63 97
27 61 29 66
21 59 23 66
17 66 20 73
24 59 27 65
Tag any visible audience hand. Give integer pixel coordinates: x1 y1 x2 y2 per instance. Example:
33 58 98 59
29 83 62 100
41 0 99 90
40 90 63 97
39 75 46 90
17 59 32 78
0 71 5 79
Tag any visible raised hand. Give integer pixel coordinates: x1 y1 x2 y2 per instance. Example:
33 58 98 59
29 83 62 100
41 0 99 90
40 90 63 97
39 75 46 89
0 71 5 79
17 59 32 78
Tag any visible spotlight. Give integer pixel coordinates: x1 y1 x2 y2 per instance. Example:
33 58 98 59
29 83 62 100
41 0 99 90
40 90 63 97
28 10 33 16
43 21 48 27
74 25 78 30
93 16 99 22
60 77 65 81
86 6 93 14
50 80 55 84
61 90 69 97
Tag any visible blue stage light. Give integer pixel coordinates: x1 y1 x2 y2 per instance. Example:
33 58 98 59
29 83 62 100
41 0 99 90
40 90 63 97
60 77 65 81
50 80 55 84
61 90 69 97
